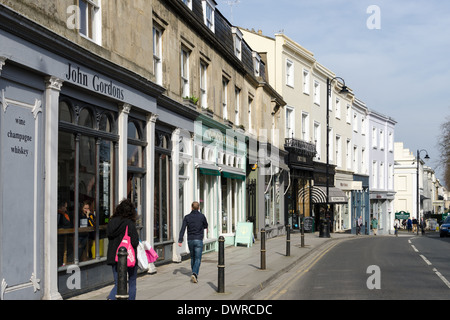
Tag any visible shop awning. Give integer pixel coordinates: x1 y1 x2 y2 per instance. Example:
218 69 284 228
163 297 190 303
310 186 348 204
220 166 246 181
196 164 221 176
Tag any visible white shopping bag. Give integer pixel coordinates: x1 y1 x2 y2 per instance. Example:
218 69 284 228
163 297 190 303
137 241 149 270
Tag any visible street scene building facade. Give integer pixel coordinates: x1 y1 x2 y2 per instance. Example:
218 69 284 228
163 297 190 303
0 0 447 300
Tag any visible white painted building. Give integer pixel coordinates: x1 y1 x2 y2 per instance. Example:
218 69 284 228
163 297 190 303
367 109 396 234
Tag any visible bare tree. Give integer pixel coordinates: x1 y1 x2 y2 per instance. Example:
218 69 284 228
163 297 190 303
438 116 450 187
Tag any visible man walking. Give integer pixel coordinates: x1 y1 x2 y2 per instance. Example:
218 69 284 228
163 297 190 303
178 201 208 283
371 217 378 236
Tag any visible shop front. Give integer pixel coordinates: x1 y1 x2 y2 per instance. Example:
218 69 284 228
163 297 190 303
284 138 316 232
0 11 178 299
312 162 348 232
350 174 370 235
191 115 246 250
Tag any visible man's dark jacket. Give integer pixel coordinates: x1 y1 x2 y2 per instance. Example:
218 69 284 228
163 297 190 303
178 210 208 243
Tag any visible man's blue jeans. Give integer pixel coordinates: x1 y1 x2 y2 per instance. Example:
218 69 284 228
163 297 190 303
188 239 203 276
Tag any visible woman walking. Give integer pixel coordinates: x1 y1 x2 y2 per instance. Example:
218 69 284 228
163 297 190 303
106 199 140 300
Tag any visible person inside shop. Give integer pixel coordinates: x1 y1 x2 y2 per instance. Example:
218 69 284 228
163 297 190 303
79 199 96 261
58 199 73 266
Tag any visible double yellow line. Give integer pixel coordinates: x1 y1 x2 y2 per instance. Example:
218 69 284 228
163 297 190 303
264 241 340 300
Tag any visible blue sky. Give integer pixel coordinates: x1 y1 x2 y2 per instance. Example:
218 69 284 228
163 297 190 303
223 0 450 185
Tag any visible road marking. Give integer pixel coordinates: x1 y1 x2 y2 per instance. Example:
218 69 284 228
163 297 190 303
264 241 340 300
433 268 450 289
419 254 432 266
411 245 419 252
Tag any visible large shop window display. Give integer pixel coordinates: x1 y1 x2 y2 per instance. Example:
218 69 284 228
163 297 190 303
57 97 118 268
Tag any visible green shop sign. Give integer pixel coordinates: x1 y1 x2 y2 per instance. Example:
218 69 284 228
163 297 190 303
395 211 410 219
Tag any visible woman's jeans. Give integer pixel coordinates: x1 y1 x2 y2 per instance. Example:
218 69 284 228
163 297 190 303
107 264 137 300
188 239 203 276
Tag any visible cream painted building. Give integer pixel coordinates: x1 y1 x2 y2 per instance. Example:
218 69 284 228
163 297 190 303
0 0 286 299
240 29 356 232
394 142 419 221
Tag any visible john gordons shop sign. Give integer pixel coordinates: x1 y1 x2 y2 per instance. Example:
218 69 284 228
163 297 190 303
65 63 125 101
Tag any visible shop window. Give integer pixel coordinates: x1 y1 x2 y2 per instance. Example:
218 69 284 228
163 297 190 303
59 101 72 123
154 130 172 244
57 98 118 268
79 107 94 128
127 119 146 228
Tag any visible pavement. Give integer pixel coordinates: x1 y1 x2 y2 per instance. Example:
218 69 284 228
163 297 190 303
69 231 358 300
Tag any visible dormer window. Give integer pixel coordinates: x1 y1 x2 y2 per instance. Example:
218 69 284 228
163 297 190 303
232 27 243 60
182 0 192 10
202 0 216 32
252 52 261 77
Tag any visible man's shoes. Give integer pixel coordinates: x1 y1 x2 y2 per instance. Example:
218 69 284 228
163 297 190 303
191 273 198 283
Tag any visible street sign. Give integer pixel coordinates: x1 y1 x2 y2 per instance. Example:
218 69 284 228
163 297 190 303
234 222 253 247
395 211 410 220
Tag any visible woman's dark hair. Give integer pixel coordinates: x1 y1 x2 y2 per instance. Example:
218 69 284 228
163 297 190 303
113 198 137 222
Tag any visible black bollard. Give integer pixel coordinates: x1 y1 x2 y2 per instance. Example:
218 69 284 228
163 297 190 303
116 246 129 300
286 225 291 256
217 236 225 293
260 229 266 270
300 216 305 247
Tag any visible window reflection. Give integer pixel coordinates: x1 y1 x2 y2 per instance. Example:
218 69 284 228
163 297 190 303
57 99 117 268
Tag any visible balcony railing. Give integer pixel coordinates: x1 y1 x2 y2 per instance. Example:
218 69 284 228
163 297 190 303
284 138 317 158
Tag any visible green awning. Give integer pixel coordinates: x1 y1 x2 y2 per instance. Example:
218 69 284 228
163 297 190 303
222 171 245 181
199 168 221 176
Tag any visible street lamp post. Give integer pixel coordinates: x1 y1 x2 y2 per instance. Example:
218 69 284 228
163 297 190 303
416 149 430 235
324 77 349 237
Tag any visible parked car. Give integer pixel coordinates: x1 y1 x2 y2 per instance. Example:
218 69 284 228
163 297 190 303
439 217 450 237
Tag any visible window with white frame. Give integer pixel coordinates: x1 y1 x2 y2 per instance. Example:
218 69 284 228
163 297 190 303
388 131 393 152
362 148 366 174
248 96 253 133
286 107 294 138
286 59 294 88
301 112 309 142
379 162 385 189
346 105 351 124
314 122 321 160
222 77 229 120
361 117 366 135
353 145 358 173
380 129 385 150
372 127 377 148
335 98 341 119
235 87 241 126
346 139 352 170
232 27 243 60
388 164 393 189
303 69 310 94
78 0 102 45
336 135 342 167
372 161 378 188
253 52 261 77
328 127 334 162
200 61 208 109
202 0 215 32
153 25 163 86
313 80 320 105
181 47 190 97
353 112 358 132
